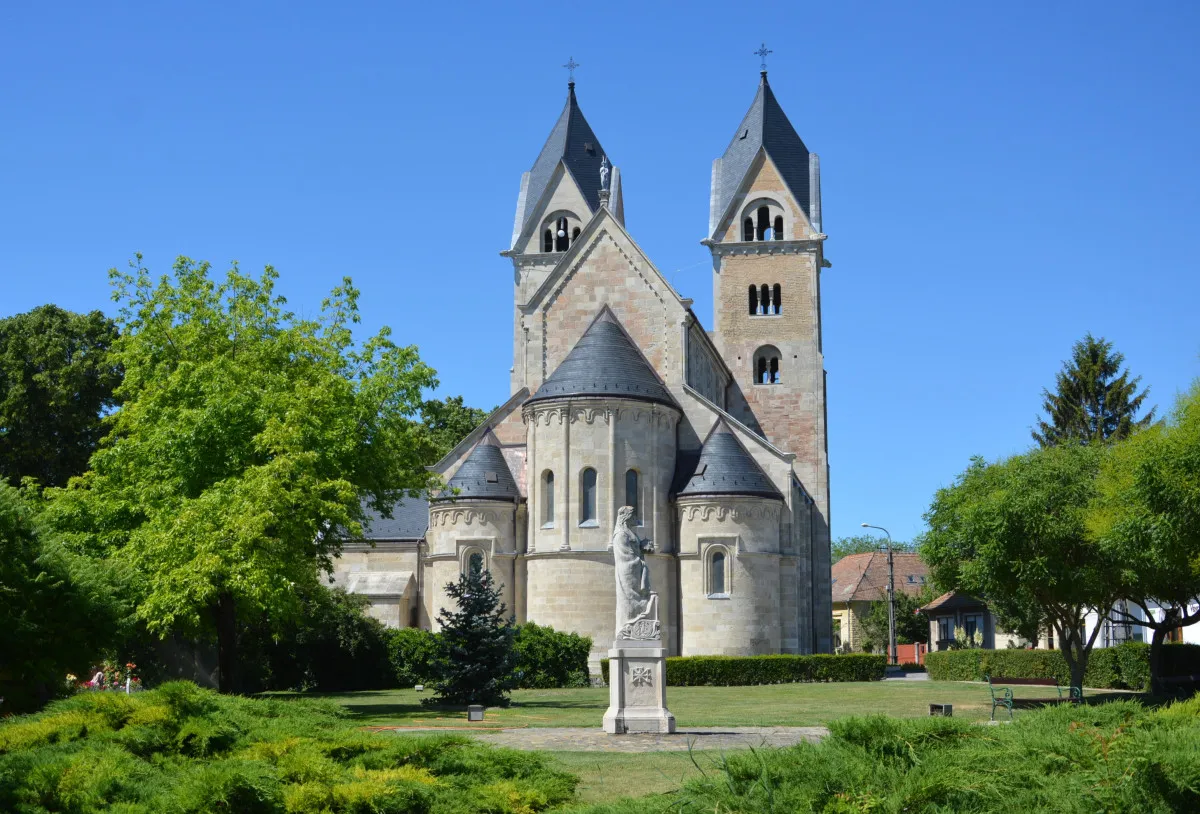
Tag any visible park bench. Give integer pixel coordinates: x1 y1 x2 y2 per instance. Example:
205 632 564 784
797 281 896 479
986 675 1082 720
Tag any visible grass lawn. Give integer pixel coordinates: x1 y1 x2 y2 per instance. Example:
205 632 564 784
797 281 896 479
315 680 1135 729
549 751 716 805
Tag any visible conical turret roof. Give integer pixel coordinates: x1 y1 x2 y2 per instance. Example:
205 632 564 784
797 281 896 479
435 429 520 502
525 307 675 408
676 419 782 500
521 83 608 231
714 73 813 229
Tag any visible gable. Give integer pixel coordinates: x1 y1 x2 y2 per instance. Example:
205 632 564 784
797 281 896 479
516 162 593 254
713 150 814 243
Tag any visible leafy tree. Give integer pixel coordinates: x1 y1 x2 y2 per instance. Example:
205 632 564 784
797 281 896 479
921 444 1120 690
859 585 936 652
421 395 490 461
1095 381 1200 692
1033 333 1155 447
832 534 912 563
53 257 436 692
0 483 126 712
428 566 517 707
0 305 122 487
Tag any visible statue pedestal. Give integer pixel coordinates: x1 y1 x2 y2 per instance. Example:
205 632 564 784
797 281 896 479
602 641 676 734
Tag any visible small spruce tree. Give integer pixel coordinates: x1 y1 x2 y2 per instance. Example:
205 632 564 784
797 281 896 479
427 566 517 707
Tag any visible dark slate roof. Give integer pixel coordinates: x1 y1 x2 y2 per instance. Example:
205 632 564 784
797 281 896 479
522 83 607 230
525 307 676 407
357 495 429 541
676 419 782 500
435 429 521 502
715 73 812 228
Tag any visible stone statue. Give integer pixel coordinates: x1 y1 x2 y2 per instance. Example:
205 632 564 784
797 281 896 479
599 155 611 191
612 505 659 640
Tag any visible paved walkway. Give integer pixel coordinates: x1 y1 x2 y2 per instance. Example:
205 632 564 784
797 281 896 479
383 725 829 753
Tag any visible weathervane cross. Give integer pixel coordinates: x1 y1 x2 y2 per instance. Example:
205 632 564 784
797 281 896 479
754 42 773 72
563 56 580 83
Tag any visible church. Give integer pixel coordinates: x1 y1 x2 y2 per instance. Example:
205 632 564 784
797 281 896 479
330 67 835 662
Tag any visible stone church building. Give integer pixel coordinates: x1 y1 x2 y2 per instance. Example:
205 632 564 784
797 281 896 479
331 70 834 661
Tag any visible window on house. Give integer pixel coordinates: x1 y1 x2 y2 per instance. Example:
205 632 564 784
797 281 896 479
756 206 770 241
580 467 597 525
774 215 784 240
625 469 641 525
759 284 770 315
748 285 758 315
937 616 953 644
541 470 555 527
769 357 780 384
468 551 484 576
710 551 726 596
743 217 754 242
772 284 782 315
753 345 782 385
965 613 984 642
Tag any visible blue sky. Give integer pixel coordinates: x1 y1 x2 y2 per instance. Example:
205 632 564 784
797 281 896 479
2 2 1197 543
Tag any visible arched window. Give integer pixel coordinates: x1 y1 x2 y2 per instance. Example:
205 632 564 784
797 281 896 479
543 229 553 253
625 469 641 526
710 551 726 595
541 470 555 527
753 345 782 386
772 284 782 315
468 551 484 576
748 285 758 315
756 206 770 241
743 217 754 242
580 467 597 525
774 215 784 240
555 217 569 252
759 284 770 315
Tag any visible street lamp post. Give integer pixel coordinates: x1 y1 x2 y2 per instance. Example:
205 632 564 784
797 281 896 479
862 523 897 667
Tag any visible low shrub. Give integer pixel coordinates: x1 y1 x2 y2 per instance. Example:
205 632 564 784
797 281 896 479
512 623 591 689
599 653 886 686
924 642 1200 690
387 627 439 688
0 681 577 813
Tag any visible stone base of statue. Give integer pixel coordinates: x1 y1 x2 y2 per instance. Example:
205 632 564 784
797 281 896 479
602 639 675 734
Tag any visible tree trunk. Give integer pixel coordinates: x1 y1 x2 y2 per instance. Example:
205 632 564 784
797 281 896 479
1148 624 1170 696
215 591 237 694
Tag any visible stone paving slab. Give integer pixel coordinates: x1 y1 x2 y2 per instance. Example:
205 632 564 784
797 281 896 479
385 726 829 753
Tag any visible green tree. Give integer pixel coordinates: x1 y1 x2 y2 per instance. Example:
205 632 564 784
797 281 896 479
921 444 1120 690
1095 381 1200 692
832 534 913 563
1033 333 1155 447
0 483 126 712
0 305 122 487
859 585 936 653
428 566 517 707
420 395 489 460
54 257 436 692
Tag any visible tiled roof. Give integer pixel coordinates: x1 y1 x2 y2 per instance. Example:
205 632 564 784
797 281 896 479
715 73 813 230
676 419 782 500
521 83 607 233
831 551 930 603
525 306 675 407
356 495 429 541
435 429 521 502
919 590 987 613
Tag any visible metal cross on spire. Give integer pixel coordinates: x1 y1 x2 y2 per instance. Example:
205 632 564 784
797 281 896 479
563 56 580 84
754 43 773 72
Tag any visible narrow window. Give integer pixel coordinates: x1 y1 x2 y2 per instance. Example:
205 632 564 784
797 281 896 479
711 551 726 595
774 215 784 240
468 551 483 576
572 226 580 241
580 468 597 524
555 217 569 252
756 206 770 241
748 285 758 315
625 469 641 525
759 284 770 315
756 356 768 384
769 357 780 384
542 470 555 526
743 217 754 242
772 284 782 315
543 229 553 253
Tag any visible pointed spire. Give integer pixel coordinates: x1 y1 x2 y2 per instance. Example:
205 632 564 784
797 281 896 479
436 429 520 501
676 419 782 500
526 306 675 407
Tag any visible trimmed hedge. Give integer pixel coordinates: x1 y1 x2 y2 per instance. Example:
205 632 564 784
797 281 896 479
925 642 1200 690
600 653 886 686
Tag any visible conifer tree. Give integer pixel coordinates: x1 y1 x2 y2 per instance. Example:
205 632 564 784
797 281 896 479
428 565 517 707
1033 333 1155 447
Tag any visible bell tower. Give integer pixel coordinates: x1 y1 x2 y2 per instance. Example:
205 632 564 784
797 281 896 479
705 69 830 631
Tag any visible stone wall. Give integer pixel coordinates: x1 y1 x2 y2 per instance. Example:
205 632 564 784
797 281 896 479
423 500 518 629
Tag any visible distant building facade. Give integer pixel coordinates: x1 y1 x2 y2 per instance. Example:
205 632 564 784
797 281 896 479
830 552 929 652
331 70 835 664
